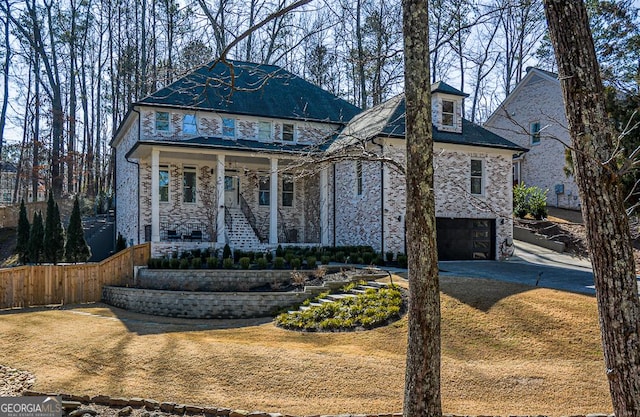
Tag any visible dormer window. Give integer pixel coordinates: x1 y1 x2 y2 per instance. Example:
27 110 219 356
442 100 455 127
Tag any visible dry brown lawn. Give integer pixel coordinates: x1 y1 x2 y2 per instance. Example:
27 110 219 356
0 276 611 416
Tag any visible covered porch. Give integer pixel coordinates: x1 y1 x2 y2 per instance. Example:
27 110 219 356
129 143 332 255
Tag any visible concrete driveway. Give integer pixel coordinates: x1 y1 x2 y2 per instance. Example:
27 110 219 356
438 240 599 295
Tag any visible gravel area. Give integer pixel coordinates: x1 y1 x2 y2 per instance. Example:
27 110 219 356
0 365 35 396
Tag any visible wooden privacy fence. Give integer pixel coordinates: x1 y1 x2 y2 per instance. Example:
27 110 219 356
0 243 150 309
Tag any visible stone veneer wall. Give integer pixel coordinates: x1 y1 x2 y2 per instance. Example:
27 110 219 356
139 163 218 243
334 139 514 259
136 269 295 291
115 116 141 245
484 72 580 210
334 159 382 251
138 107 338 145
102 285 325 319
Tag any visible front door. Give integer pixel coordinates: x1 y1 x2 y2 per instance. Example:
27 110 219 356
224 175 239 207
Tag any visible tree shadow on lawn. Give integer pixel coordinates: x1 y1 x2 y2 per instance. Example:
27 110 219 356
0 303 272 336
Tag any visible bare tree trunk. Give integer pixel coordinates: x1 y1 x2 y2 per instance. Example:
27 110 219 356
33 52 40 203
402 0 441 416
68 0 79 195
14 62 32 204
0 0 10 183
544 2 640 416
355 0 367 109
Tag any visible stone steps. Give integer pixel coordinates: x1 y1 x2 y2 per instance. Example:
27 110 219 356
288 281 388 315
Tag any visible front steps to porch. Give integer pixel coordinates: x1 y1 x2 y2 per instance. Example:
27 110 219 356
288 280 390 314
226 207 263 249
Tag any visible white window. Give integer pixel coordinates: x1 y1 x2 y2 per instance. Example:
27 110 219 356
282 175 294 207
258 121 272 141
159 167 169 202
183 114 197 134
442 100 455 127
282 123 295 141
471 159 483 195
356 161 363 196
222 118 235 137
530 121 541 145
259 176 270 205
156 111 170 132
183 167 196 203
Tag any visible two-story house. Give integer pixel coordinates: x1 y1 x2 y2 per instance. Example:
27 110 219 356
484 67 581 210
112 60 524 260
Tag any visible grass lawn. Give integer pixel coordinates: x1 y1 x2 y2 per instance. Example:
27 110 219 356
0 275 611 416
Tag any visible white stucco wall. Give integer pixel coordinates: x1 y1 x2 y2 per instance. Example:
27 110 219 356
484 71 581 210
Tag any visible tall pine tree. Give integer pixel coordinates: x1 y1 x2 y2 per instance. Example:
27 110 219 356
28 211 44 264
43 192 64 264
65 196 91 262
15 199 30 264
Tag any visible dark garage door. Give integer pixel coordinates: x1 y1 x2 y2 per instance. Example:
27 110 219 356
436 218 496 260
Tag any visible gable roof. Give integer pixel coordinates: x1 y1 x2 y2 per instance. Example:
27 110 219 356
485 67 560 125
332 93 525 152
137 60 361 124
431 81 469 97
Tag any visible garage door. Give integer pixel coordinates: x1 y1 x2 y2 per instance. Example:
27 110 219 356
436 218 495 260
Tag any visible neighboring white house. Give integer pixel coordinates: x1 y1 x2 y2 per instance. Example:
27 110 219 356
484 67 581 210
112 60 524 260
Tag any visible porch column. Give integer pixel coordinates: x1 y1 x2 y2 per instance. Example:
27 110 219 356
216 154 226 243
320 167 329 245
150 148 160 242
269 157 278 244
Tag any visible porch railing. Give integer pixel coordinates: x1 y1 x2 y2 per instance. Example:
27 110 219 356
160 221 209 241
239 193 267 242
278 208 298 243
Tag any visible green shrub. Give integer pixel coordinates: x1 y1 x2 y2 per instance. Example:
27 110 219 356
191 257 203 269
191 249 202 259
170 258 180 269
274 257 285 269
256 258 268 269
386 251 394 262
528 187 548 220
397 255 408 268
206 257 218 269
290 258 301 269
161 258 171 269
239 257 251 269
179 259 189 269
306 256 317 268
223 244 232 259
265 251 273 262
276 244 285 258
233 250 244 263
335 251 345 262
284 252 294 263
513 183 548 219
321 255 330 265
223 258 234 269
275 285 403 331
362 252 373 265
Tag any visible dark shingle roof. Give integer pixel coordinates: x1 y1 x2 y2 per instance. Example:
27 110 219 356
431 81 469 97
336 94 526 152
137 60 361 124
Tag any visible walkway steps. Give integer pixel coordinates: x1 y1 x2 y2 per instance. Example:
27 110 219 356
286 281 389 315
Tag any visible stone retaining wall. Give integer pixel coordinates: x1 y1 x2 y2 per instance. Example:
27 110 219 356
24 390 613 417
102 286 325 319
136 269 296 292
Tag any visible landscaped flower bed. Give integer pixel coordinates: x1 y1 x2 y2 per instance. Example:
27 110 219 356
147 244 408 270
275 282 405 332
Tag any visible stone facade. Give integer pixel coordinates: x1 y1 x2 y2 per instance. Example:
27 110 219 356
136 269 296 292
102 285 325 319
334 139 514 259
114 116 141 246
484 69 581 210
138 106 337 145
